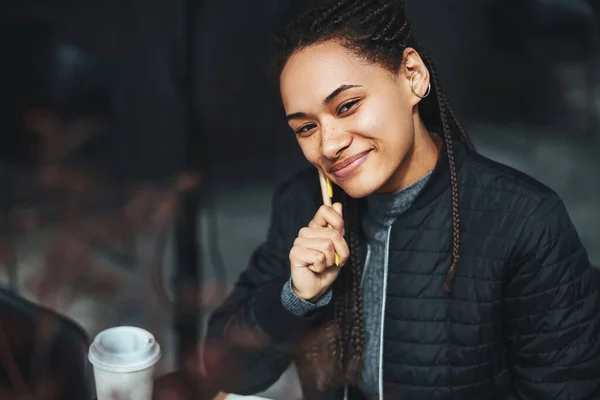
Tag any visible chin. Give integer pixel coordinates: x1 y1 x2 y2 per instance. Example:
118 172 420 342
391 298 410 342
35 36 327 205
337 173 386 199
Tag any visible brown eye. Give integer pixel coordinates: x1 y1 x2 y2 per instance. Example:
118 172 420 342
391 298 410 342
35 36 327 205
295 123 316 135
337 99 360 115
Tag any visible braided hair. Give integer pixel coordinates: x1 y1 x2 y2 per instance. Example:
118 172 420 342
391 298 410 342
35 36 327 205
274 0 476 389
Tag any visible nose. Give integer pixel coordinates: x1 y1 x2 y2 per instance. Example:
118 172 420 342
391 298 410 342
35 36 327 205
321 123 352 160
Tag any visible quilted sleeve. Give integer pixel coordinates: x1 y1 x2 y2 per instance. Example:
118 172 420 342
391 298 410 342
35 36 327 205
504 193 600 400
202 178 327 395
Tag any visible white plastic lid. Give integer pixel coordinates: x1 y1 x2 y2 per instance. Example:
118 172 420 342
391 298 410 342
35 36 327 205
88 326 161 373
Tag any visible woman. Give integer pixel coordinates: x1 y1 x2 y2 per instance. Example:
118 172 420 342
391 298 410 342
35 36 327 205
203 0 600 399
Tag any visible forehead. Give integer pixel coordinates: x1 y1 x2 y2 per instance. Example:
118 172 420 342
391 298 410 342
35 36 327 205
279 41 391 110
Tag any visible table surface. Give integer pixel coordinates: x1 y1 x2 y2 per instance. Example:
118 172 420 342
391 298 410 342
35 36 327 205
152 371 230 400
152 371 273 399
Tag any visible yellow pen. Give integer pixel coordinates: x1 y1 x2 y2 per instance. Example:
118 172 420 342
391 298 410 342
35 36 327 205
318 171 341 266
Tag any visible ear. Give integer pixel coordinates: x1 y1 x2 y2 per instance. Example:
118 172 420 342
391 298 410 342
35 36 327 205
398 48 430 104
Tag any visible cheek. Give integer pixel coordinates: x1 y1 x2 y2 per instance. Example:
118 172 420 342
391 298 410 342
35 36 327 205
297 136 321 164
342 107 383 143
371 96 413 138
355 101 414 161
356 93 409 134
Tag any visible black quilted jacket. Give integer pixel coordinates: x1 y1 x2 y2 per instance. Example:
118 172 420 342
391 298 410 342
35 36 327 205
204 140 600 400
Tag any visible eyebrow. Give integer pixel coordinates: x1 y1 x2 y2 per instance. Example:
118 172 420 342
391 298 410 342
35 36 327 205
285 84 363 121
323 84 362 105
286 111 307 121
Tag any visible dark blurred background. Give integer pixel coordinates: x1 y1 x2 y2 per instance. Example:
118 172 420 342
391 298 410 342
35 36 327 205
0 0 598 398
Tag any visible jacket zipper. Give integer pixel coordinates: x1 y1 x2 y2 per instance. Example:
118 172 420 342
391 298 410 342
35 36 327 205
361 245 372 289
378 225 393 400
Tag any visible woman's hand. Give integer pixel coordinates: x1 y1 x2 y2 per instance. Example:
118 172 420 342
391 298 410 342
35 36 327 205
289 203 349 302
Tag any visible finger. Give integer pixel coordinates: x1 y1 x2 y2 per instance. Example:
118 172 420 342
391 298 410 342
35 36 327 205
332 202 343 218
290 246 328 273
332 202 344 235
309 205 344 232
308 203 344 229
294 237 337 267
307 219 321 229
307 252 327 273
297 228 350 266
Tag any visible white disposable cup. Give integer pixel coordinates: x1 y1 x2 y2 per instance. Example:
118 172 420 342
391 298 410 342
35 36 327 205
88 326 161 400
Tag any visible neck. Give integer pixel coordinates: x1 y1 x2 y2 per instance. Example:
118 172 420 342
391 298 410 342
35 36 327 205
375 118 439 194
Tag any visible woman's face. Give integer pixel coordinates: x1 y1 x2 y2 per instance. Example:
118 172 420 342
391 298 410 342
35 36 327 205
280 40 431 198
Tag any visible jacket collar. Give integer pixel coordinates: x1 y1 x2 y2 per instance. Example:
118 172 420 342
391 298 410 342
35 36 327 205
410 138 468 211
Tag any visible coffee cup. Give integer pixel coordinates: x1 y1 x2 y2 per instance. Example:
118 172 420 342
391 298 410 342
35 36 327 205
88 326 161 400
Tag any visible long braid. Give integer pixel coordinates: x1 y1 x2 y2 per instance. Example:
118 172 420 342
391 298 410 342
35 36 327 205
333 275 346 368
427 64 462 293
341 234 353 359
442 92 476 151
344 193 364 383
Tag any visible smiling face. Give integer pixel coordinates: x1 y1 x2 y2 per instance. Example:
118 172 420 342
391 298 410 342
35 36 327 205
280 40 436 198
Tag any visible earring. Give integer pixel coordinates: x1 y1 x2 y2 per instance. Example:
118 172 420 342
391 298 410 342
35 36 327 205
410 71 431 99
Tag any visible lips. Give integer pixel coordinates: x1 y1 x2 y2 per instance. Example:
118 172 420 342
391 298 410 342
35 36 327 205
330 150 372 179
331 150 371 172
